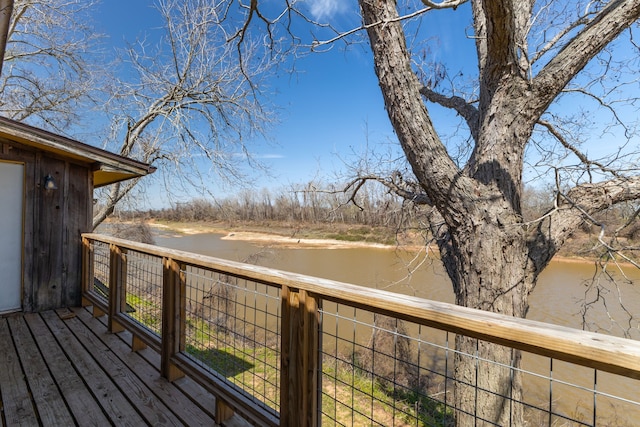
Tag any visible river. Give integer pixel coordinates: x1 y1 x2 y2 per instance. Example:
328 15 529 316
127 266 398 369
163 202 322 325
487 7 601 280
153 229 640 425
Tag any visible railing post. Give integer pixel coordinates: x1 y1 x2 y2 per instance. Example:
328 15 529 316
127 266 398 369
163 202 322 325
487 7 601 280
161 257 186 381
108 243 125 333
280 286 321 427
81 236 93 307
119 248 128 316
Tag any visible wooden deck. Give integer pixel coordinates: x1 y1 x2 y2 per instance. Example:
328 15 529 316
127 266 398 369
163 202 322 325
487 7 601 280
0 306 246 426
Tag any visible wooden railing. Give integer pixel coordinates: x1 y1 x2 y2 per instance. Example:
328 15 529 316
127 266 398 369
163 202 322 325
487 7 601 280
81 233 640 426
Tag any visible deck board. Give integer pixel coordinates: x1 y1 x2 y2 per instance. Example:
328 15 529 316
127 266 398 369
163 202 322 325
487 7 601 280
61 314 185 426
72 308 214 425
7 316 75 426
0 318 39 426
120 330 219 419
0 309 220 426
24 313 110 427
40 310 147 426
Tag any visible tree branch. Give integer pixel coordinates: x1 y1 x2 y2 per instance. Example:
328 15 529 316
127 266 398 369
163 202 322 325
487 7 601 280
419 86 480 141
312 1 467 49
359 0 469 226
343 173 433 208
478 0 529 99
92 179 140 229
561 87 632 137
537 118 622 179
532 0 640 115
527 175 640 273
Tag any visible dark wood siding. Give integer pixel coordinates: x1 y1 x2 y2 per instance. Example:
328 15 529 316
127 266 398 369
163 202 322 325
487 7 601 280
64 162 91 307
1 139 92 312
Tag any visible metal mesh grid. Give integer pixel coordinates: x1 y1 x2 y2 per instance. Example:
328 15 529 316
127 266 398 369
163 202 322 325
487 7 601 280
318 302 640 426
92 240 110 304
182 265 281 415
121 249 164 335
518 356 640 426
319 303 452 426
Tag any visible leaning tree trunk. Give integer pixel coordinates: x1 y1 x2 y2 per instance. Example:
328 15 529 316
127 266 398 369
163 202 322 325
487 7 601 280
359 1 535 425
358 0 640 425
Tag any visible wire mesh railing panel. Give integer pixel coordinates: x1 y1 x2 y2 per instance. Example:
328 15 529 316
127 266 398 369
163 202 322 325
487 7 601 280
319 302 454 426
182 265 281 415
92 240 110 304
318 302 640 427
521 358 640 427
82 235 640 427
121 249 164 336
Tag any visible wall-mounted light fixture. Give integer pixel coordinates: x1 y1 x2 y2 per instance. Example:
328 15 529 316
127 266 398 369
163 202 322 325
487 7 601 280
43 174 58 190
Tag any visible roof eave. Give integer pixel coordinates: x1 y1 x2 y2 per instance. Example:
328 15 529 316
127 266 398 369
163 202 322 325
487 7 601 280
0 116 156 186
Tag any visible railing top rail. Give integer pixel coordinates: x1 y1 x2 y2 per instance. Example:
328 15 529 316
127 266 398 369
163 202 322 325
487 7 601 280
83 232 640 380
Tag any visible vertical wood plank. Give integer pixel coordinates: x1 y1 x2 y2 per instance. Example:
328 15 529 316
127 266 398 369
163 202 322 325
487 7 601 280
92 305 106 318
178 262 186 353
64 162 91 308
161 257 185 381
216 399 235 424
61 161 69 305
119 248 129 319
279 285 294 424
80 236 92 310
280 286 320 427
131 334 147 351
303 290 320 427
35 156 65 311
22 150 37 312
161 256 176 379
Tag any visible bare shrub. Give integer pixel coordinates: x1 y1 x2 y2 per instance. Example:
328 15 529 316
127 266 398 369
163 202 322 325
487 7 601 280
201 276 237 334
357 314 421 391
109 221 155 244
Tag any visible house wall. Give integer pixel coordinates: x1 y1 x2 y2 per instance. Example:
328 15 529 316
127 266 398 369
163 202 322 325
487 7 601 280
0 139 92 312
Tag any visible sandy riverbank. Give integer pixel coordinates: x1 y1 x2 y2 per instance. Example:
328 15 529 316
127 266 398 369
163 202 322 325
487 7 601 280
149 221 404 250
146 220 609 264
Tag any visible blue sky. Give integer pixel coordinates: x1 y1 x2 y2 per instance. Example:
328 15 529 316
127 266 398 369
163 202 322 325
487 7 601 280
91 1 477 205
93 1 395 199
91 1 639 207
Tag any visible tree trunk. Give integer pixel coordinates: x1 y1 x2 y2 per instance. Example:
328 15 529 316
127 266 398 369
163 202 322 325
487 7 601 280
454 337 524 426
440 203 532 425
356 0 640 424
359 1 535 423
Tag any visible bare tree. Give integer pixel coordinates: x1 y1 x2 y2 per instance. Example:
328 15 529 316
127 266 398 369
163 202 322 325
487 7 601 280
0 0 277 228
222 1 640 424
93 0 278 228
0 0 101 132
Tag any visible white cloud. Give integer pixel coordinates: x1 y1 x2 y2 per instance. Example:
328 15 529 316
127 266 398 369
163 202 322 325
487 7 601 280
308 0 348 21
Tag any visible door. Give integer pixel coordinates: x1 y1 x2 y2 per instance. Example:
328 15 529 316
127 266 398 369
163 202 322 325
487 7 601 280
0 161 23 312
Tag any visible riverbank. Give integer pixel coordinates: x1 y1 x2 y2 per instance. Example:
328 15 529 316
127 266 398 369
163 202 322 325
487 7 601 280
148 220 405 249
140 219 614 264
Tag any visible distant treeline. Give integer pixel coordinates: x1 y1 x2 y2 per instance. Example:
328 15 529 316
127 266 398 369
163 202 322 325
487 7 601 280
134 185 417 228
119 184 640 239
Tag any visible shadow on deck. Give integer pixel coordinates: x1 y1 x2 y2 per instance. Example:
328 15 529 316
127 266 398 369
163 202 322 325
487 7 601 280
0 307 248 426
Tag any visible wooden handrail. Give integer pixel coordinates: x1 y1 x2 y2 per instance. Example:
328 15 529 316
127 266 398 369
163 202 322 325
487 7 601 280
81 233 640 426
81 232 640 381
